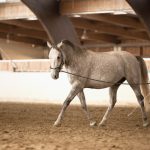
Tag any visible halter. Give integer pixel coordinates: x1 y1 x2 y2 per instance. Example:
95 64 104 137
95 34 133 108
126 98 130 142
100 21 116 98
49 45 64 72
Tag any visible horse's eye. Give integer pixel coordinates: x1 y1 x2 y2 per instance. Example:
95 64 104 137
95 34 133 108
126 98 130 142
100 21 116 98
57 56 60 60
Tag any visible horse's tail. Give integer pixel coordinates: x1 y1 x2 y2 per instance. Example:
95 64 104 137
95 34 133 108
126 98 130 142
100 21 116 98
136 56 150 111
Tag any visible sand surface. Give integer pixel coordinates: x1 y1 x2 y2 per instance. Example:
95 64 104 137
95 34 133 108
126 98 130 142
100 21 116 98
0 102 150 150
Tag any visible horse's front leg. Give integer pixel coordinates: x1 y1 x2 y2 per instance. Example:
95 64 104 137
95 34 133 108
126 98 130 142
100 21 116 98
77 91 97 127
54 86 81 127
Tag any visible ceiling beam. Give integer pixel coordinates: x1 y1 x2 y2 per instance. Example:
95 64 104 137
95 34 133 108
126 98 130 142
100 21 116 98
85 33 120 43
0 20 43 31
81 14 145 30
0 32 45 46
72 18 150 42
0 23 48 41
60 0 133 15
81 40 150 49
0 2 35 20
76 29 120 43
78 31 120 44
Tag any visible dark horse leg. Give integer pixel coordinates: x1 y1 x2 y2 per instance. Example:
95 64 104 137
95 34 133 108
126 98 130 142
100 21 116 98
99 78 125 126
78 91 97 126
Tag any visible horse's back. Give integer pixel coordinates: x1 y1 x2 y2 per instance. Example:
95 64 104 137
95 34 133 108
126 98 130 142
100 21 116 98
83 51 126 88
103 50 139 69
86 50 140 88
114 51 141 83
68 49 141 88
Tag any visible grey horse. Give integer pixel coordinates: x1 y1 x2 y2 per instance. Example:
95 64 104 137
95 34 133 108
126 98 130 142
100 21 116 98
48 40 150 127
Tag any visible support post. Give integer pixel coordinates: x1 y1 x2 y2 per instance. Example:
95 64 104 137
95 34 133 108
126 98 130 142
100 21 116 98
21 0 80 45
126 0 150 38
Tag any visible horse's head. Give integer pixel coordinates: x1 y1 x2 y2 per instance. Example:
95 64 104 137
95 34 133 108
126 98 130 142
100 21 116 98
48 42 64 80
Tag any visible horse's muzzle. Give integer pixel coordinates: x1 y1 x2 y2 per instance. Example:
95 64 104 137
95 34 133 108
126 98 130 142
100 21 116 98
51 69 59 80
52 74 59 80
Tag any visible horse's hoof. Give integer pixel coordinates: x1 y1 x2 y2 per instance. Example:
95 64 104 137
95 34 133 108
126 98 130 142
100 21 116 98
53 121 61 127
90 121 97 127
143 121 149 127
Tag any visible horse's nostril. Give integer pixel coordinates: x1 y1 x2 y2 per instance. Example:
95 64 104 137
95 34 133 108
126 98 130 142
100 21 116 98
55 75 57 79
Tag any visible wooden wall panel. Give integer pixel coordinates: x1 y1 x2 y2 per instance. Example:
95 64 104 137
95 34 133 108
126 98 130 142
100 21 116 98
0 2 35 20
61 0 132 15
122 47 140 56
143 47 150 58
0 60 50 72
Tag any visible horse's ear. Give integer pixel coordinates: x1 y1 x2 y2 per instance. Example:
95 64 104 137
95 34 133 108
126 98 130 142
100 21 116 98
57 40 69 65
47 41 52 49
57 41 64 49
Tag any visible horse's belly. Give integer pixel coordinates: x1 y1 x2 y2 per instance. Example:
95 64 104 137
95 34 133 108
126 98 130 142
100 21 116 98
85 64 125 89
85 81 113 89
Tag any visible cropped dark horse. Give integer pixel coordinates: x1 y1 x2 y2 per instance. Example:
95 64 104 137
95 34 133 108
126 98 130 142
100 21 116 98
48 40 150 127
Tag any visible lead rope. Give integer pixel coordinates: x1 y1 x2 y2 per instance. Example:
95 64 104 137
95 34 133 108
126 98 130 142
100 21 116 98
59 69 150 86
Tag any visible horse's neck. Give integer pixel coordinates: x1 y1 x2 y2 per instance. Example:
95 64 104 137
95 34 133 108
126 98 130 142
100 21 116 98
62 48 78 64
62 48 87 72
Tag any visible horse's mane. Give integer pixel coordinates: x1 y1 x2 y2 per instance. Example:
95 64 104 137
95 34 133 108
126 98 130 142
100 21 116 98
61 40 85 54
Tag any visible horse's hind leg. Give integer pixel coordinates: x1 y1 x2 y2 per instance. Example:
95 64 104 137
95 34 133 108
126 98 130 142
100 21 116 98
130 85 149 127
78 91 97 127
98 84 119 127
